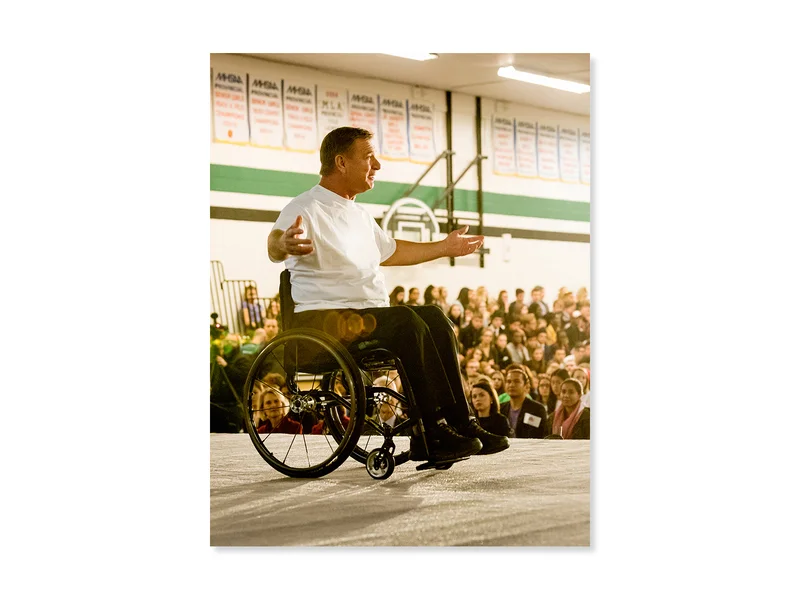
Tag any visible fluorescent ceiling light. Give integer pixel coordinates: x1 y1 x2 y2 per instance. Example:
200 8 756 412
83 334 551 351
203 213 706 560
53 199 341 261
498 66 590 94
381 53 439 61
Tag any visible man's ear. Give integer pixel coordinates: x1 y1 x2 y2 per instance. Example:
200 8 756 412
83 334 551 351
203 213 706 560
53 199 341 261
335 154 347 173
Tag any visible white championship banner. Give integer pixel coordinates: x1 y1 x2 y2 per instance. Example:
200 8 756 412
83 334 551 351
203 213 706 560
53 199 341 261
536 122 559 180
558 126 580 183
515 119 538 178
492 115 516 176
579 129 591 185
379 95 410 160
212 69 249 143
408 100 436 163
348 91 380 140
248 75 283 148
283 80 318 152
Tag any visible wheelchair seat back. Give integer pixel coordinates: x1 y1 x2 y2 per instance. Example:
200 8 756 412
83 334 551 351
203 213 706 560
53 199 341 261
279 269 295 331
277 269 397 374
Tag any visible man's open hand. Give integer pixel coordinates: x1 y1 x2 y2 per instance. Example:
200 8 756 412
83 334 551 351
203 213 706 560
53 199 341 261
443 225 484 257
280 215 314 256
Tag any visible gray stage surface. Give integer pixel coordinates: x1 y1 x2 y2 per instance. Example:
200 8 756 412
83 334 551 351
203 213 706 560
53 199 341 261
211 434 590 546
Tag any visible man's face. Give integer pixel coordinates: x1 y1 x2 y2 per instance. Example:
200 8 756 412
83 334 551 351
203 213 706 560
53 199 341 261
516 292 524 303
342 138 381 194
505 371 529 399
408 288 419 303
264 319 279 340
471 316 483 329
466 360 480 378
537 332 547 344
492 316 503 329
554 349 566 363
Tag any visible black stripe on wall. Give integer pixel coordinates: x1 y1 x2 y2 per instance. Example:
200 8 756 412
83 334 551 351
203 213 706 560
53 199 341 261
210 206 590 244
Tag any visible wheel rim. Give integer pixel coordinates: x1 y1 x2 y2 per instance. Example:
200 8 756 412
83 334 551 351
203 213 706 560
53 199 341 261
242 329 365 477
367 450 393 479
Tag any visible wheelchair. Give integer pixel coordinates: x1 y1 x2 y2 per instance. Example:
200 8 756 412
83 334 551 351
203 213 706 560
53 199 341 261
242 270 443 479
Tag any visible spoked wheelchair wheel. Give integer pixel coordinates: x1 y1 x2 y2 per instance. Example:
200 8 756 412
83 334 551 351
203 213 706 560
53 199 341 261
242 328 366 478
322 365 411 469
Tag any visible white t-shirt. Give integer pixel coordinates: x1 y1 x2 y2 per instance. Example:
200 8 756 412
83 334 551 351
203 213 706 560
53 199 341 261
270 185 397 312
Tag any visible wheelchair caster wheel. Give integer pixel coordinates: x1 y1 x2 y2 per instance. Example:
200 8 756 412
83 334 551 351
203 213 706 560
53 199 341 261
366 449 395 480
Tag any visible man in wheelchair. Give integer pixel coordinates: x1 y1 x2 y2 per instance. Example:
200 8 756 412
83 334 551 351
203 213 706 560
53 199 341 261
266 127 509 463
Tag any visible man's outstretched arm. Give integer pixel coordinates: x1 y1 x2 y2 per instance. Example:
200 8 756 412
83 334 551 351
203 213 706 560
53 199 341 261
381 225 484 267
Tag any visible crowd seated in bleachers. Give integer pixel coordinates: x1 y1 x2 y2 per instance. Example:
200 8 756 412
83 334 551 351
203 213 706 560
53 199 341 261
211 284 590 441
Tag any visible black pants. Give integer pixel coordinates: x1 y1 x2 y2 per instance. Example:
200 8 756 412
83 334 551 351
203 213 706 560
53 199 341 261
292 305 470 426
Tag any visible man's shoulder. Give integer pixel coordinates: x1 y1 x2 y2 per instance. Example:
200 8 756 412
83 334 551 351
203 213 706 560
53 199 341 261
285 187 319 209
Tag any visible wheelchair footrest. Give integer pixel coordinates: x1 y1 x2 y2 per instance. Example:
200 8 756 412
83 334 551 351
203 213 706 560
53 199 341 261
415 457 470 471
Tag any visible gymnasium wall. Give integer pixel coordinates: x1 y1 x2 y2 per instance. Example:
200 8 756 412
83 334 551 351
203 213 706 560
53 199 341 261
210 53 590 306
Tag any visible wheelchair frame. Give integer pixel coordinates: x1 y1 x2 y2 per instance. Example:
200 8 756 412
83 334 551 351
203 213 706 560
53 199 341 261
241 270 431 479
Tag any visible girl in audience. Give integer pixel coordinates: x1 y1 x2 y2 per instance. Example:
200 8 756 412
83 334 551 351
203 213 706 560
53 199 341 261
476 329 495 361
491 332 513 371
497 290 510 316
389 286 405 306
490 370 506 397
423 285 438 305
528 345 547 374
538 374 558 415
572 366 590 407
241 285 264 332
548 378 590 439
544 312 560 345
507 329 531 365
545 368 569 414
557 329 571 353
470 377 512 437
447 303 464 327
456 287 471 313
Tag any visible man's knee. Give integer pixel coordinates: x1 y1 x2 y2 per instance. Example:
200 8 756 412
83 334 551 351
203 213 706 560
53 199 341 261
378 305 428 337
415 305 454 333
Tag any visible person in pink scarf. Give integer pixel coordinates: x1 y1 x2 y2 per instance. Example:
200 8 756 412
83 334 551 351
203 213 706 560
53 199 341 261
547 378 590 439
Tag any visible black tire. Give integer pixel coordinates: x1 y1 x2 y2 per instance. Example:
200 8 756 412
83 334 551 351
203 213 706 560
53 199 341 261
366 449 395 480
242 329 366 478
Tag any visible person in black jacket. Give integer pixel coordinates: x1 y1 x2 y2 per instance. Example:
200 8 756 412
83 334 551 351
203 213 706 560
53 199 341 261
500 363 549 438
490 332 513 371
459 313 485 351
470 377 512 437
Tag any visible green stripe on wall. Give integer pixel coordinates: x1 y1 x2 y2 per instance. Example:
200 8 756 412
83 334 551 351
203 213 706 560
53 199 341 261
210 164 590 222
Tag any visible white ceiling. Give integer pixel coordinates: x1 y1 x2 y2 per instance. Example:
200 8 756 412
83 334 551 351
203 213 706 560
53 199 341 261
241 53 590 116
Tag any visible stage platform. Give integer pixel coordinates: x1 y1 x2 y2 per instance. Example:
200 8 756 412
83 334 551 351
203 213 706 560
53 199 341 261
211 434 590 546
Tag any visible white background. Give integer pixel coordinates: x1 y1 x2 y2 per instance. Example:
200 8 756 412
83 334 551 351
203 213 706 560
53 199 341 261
2 1 798 598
